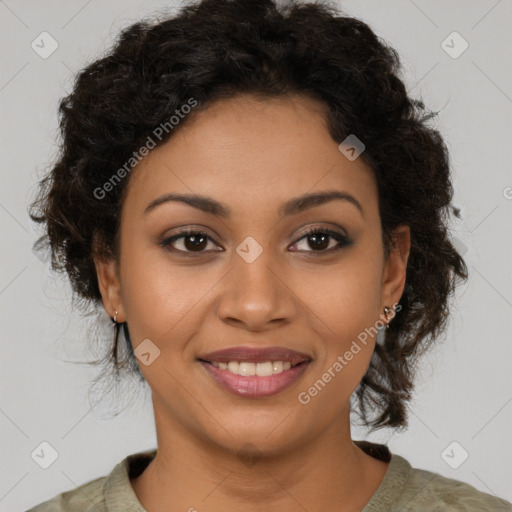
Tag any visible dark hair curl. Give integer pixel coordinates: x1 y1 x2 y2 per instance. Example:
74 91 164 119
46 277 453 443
29 0 468 431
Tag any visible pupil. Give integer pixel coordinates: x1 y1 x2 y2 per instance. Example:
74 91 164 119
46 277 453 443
185 234 207 251
309 233 328 250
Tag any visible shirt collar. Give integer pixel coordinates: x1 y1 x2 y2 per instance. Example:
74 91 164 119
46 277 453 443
102 442 410 512
104 449 157 512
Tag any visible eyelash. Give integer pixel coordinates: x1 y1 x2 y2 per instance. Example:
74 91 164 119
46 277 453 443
160 227 352 257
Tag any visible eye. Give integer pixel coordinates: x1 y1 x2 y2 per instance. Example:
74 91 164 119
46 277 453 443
160 229 222 256
290 227 352 254
160 226 352 257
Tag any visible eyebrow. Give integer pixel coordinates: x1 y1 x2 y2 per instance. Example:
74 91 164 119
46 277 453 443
143 190 364 218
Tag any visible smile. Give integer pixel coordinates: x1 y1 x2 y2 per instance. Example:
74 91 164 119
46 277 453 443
198 359 311 398
211 360 299 376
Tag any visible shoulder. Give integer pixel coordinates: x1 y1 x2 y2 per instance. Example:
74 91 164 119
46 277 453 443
25 475 107 512
25 450 155 512
392 455 512 511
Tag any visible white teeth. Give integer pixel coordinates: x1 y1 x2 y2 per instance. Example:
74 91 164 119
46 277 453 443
273 361 283 374
239 362 256 376
227 361 239 374
257 361 273 376
210 360 295 376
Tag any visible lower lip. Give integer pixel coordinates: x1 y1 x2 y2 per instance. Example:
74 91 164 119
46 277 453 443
198 360 311 398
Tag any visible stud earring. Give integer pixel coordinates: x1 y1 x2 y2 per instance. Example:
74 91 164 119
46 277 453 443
383 306 392 328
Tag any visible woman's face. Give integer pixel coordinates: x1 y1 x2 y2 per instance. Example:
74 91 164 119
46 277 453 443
96 93 409 454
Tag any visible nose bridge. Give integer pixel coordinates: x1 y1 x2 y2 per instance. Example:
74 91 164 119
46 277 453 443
216 235 295 328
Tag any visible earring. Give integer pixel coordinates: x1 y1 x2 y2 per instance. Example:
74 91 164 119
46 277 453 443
111 309 122 362
383 306 392 329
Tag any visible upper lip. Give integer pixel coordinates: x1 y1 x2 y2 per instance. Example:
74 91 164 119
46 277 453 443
197 346 312 365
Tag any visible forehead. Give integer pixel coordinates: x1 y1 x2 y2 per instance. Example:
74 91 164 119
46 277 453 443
122 93 377 218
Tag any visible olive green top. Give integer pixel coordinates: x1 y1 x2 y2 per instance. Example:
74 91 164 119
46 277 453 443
26 441 512 511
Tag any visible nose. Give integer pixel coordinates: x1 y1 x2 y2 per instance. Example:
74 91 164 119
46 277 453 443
216 246 297 331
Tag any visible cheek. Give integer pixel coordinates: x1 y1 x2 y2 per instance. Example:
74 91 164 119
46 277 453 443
294 265 383 413
291 249 383 395
296 252 383 340
118 240 210 343
118 244 216 393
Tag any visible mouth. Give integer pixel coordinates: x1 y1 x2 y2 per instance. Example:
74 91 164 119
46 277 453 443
197 345 312 366
196 345 313 398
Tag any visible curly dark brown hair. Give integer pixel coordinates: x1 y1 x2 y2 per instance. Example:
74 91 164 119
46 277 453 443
29 0 468 431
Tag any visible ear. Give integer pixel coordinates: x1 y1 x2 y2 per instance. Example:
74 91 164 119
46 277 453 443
94 255 126 323
380 224 410 310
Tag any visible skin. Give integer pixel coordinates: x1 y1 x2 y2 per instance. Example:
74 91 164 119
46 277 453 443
95 93 410 512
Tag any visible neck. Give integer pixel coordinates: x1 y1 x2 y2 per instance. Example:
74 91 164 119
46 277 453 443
131 403 389 512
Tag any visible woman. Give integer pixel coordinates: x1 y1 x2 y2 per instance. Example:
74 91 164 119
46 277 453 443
27 0 512 510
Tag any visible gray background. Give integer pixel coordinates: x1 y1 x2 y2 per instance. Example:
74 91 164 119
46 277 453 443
1 0 511 510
